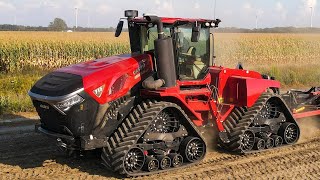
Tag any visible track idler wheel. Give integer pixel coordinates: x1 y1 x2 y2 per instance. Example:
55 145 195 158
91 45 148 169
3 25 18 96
156 156 171 170
169 153 183 167
264 138 274 149
254 138 265 150
271 135 283 147
123 148 145 173
278 123 300 144
180 137 206 162
143 157 159 172
240 130 255 152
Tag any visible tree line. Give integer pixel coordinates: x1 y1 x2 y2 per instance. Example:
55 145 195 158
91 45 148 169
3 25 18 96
0 17 319 33
0 18 119 32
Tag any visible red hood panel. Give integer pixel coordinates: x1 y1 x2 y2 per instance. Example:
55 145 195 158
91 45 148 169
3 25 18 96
56 54 133 77
56 53 154 104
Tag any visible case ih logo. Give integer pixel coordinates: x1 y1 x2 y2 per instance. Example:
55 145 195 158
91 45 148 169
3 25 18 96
40 104 50 110
133 59 147 75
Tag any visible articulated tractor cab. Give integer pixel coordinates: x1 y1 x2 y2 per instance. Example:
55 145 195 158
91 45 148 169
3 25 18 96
29 10 320 176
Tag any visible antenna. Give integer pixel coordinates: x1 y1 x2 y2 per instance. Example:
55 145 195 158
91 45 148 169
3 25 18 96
213 0 217 19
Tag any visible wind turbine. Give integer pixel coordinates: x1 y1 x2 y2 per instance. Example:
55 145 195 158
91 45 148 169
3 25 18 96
310 6 313 28
75 7 79 29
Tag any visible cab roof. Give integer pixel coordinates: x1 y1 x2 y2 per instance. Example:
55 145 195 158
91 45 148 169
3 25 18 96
131 17 214 25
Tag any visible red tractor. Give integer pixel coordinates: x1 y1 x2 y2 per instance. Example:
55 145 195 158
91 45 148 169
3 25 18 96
29 10 320 176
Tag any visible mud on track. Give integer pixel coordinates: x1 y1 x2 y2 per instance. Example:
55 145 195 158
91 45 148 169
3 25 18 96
0 119 319 180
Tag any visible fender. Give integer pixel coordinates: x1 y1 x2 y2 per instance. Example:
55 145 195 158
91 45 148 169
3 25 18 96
223 76 280 107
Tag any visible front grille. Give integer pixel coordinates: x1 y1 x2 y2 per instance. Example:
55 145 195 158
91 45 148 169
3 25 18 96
33 100 69 134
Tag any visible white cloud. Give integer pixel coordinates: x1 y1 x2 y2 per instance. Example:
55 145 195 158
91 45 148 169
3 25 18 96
306 0 317 7
96 4 111 15
257 9 264 16
275 2 287 20
74 0 84 9
243 2 252 11
300 0 317 12
0 0 16 11
151 0 174 16
194 2 200 9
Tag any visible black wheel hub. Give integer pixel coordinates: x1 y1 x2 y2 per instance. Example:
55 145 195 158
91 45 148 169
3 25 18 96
260 101 280 119
149 109 179 133
157 156 171 170
272 135 283 147
144 157 159 172
170 154 183 167
265 138 274 149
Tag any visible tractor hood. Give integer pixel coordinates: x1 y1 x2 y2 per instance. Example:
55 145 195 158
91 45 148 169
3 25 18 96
57 54 135 77
30 53 153 104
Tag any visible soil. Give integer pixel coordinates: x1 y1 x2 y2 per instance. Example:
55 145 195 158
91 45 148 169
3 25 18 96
0 112 38 121
0 118 319 180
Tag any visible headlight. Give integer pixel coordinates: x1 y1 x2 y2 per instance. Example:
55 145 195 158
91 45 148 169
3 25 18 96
54 94 84 112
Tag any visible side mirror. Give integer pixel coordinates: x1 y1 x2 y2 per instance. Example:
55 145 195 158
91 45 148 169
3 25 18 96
191 26 200 42
115 20 124 37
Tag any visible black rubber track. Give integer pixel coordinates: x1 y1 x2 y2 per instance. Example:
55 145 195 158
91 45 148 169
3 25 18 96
220 92 299 153
101 100 206 177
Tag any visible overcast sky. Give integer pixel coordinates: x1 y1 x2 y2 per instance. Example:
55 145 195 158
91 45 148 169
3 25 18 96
0 0 318 28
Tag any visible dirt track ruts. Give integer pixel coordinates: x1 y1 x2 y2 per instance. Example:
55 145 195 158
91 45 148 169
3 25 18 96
0 119 319 180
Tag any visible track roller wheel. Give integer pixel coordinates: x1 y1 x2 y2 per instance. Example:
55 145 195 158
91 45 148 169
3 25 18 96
123 148 145 173
278 122 300 144
168 153 183 167
271 135 283 147
180 137 206 162
254 138 265 150
240 130 255 152
156 156 171 170
265 138 274 149
143 157 159 172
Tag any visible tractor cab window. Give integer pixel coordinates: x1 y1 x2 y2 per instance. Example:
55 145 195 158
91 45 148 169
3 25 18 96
141 25 171 52
175 25 210 80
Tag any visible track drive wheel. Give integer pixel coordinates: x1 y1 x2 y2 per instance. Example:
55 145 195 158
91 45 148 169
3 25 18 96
278 122 300 144
123 148 145 173
180 137 206 162
240 130 255 152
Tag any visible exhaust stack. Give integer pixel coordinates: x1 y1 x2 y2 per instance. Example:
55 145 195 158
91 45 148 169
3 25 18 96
144 15 176 88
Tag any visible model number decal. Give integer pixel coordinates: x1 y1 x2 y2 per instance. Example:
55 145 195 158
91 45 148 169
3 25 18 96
133 59 148 75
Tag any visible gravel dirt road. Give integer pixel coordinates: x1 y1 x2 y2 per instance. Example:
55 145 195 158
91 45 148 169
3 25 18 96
0 118 319 180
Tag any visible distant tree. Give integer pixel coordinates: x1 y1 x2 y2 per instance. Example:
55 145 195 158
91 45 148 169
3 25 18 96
48 18 68 31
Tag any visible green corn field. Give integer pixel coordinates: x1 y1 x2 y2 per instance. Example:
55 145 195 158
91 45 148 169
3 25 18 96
1 31 320 114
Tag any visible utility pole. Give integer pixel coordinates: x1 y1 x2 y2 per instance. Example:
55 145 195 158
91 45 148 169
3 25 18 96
87 13 91 28
310 6 313 28
75 7 79 29
13 15 17 25
255 14 258 29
